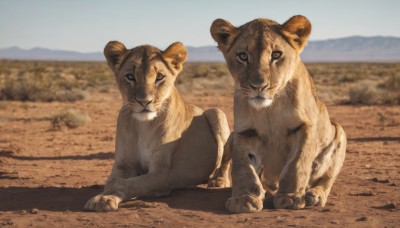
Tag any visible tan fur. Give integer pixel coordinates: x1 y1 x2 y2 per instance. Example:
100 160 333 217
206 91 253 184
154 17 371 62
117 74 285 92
84 41 231 212
211 15 346 213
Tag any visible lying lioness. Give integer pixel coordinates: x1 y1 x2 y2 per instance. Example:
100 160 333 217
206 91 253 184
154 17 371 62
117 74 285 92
210 15 347 213
84 41 231 212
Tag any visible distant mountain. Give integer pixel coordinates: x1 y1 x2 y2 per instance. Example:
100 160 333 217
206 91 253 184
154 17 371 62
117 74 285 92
1 36 400 62
0 46 104 61
301 36 400 62
186 46 223 62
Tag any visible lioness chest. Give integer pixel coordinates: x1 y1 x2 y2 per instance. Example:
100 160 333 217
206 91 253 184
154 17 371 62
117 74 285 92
234 98 303 165
134 125 163 172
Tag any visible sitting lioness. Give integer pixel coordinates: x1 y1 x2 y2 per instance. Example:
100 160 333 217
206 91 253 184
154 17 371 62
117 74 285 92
84 41 231 212
210 15 346 213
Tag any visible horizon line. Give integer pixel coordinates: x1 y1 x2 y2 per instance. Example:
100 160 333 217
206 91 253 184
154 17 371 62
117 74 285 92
1 35 399 53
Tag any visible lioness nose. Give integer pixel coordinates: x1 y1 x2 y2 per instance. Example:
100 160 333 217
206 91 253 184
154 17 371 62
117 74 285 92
135 97 153 108
249 82 269 91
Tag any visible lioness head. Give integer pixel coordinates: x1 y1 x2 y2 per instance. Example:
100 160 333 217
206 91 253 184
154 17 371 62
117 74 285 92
104 41 187 121
211 15 311 109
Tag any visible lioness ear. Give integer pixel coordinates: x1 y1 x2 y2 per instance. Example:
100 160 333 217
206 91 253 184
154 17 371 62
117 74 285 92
162 42 187 73
104 41 128 71
281 15 312 53
210 19 240 52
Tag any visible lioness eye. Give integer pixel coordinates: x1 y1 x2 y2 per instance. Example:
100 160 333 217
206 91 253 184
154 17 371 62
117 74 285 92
237 52 248 63
155 73 165 84
125 74 135 82
271 51 283 60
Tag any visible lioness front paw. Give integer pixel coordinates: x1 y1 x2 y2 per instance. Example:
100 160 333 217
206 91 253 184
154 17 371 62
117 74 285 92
273 193 305 209
226 195 263 213
83 194 122 212
305 188 327 207
207 177 231 188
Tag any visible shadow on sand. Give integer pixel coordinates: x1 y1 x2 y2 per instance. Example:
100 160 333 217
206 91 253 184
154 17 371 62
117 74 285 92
0 150 114 161
0 186 233 213
348 136 400 142
0 186 103 212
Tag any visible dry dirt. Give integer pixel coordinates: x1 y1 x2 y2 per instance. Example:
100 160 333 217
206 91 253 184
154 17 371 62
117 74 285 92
0 89 399 227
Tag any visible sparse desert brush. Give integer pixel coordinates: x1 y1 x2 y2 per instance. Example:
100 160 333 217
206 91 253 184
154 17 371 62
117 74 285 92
1 60 400 105
0 60 115 102
347 81 400 105
0 72 86 102
379 73 400 91
181 63 229 79
177 62 232 92
0 72 51 101
348 82 378 105
338 73 364 83
380 92 400 105
51 109 91 130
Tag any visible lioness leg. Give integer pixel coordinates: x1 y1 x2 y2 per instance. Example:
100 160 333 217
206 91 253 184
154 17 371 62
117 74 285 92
204 109 232 188
306 123 346 207
84 142 139 212
208 133 232 188
83 162 140 212
84 140 175 212
274 124 317 209
85 170 172 212
226 135 265 213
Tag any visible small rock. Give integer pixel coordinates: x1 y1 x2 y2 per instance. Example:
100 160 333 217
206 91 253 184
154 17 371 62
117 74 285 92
30 208 39 214
382 202 397 209
370 177 389 183
20 210 27 215
365 164 371 169
356 216 368 221
350 191 376 196
154 218 165 224
277 216 285 221
77 217 89 222
372 202 397 210
4 220 13 225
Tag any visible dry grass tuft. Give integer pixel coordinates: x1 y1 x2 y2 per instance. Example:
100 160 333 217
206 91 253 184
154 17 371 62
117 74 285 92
348 82 379 105
51 109 91 130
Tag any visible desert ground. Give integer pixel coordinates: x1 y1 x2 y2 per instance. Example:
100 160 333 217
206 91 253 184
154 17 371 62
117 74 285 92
0 61 399 227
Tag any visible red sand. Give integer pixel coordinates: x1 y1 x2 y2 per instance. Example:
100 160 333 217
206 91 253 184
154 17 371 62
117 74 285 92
0 91 399 227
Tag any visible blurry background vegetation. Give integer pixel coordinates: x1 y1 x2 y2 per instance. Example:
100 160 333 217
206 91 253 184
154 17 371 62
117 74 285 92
0 60 399 105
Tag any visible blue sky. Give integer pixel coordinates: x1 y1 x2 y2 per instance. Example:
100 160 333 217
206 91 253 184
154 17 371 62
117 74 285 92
0 0 399 52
